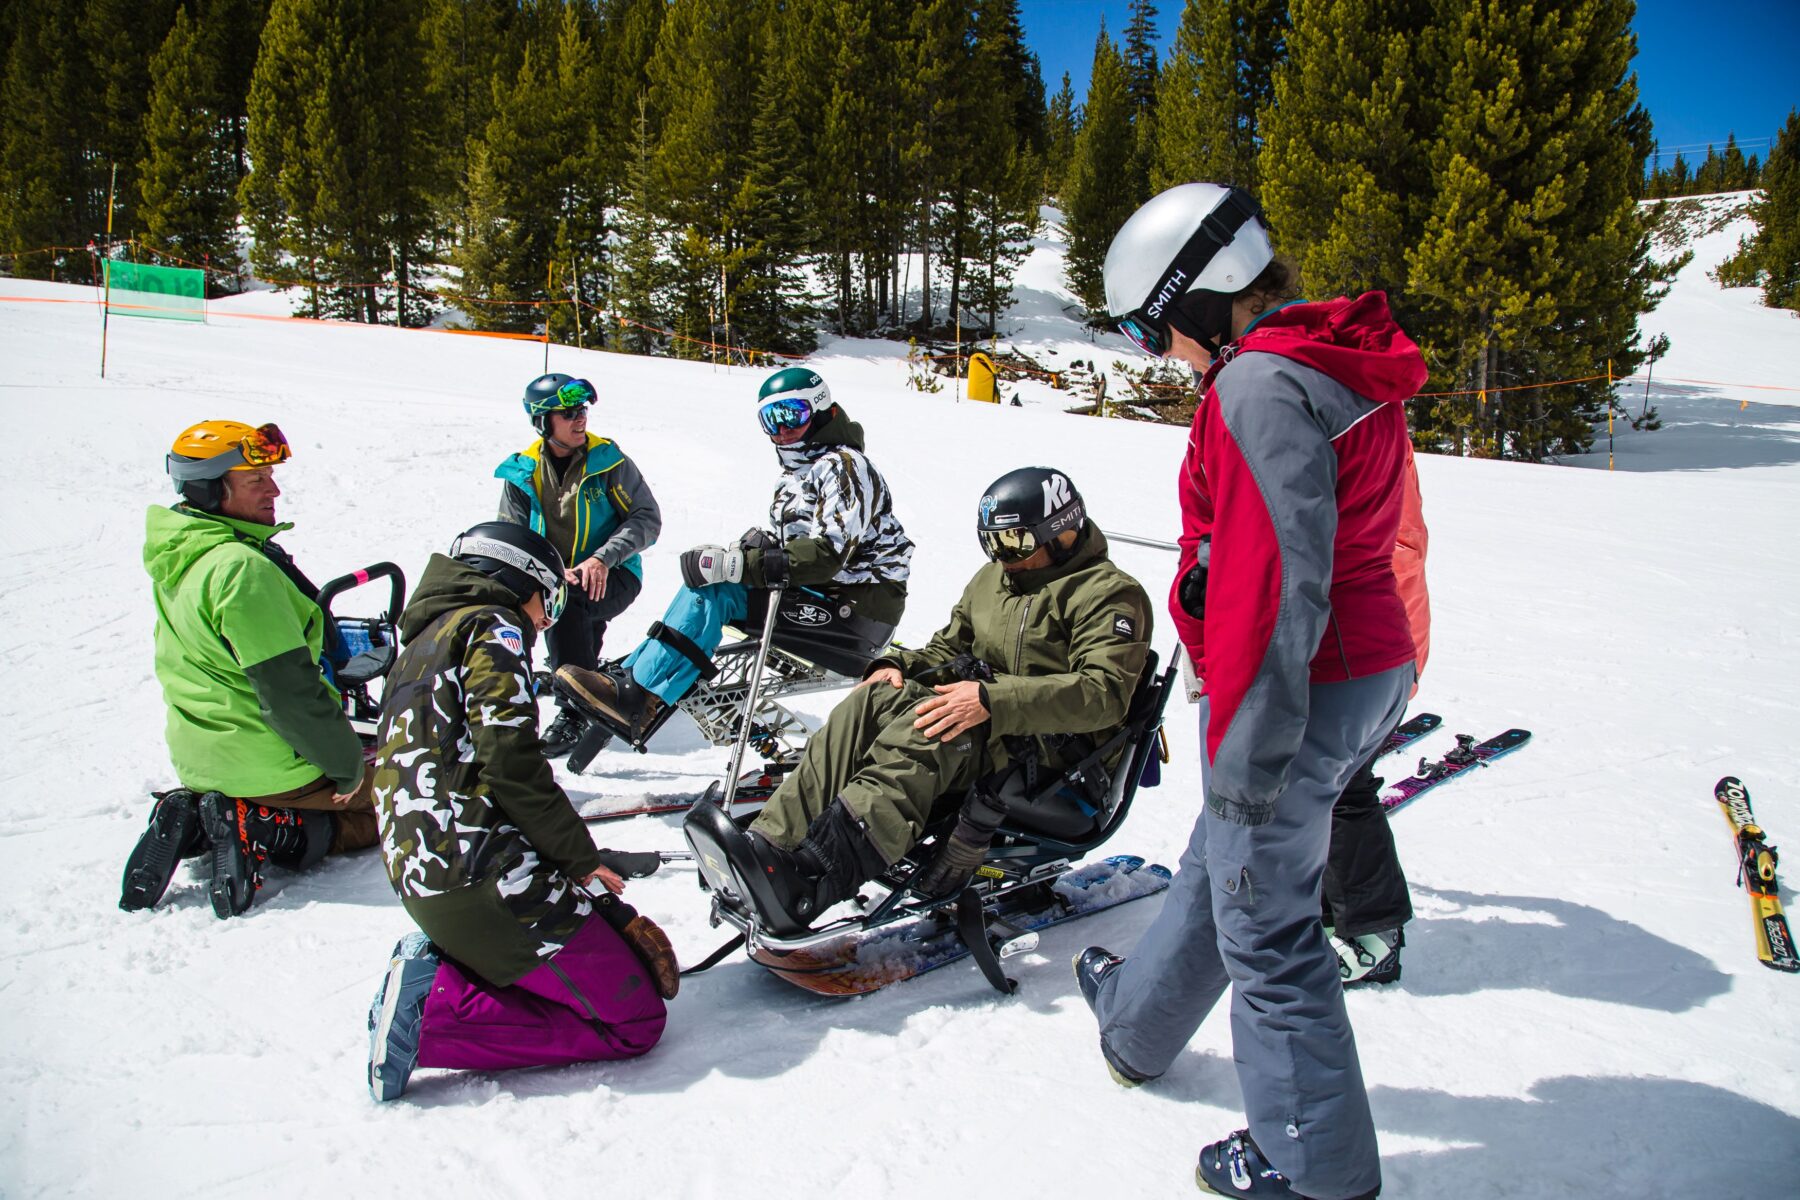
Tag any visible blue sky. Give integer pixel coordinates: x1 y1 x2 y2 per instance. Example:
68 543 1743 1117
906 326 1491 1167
1019 0 1799 166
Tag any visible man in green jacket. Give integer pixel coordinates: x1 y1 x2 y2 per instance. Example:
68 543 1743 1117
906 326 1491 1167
121 420 378 920
729 467 1153 936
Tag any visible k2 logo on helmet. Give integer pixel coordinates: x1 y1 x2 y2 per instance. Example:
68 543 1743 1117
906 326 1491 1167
1042 473 1073 516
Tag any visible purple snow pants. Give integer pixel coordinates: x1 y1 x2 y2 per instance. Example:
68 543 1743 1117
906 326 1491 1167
415 914 667 1071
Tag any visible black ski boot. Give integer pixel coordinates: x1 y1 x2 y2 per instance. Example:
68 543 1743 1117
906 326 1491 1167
739 801 887 938
196 797 327 919
120 789 207 912
540 707 582 759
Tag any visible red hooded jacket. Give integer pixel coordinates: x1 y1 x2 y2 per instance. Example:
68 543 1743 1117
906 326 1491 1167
1173 292 1428 825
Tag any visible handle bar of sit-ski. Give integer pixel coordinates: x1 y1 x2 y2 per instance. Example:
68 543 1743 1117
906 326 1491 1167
720 585 784 810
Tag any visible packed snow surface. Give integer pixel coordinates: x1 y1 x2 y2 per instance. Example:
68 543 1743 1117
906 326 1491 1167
3 198 1798 1197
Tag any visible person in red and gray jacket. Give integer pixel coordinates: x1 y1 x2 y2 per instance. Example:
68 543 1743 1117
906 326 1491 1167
1072 183 1425 1200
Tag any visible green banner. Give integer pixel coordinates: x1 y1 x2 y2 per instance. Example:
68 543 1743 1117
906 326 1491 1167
104 259 205 322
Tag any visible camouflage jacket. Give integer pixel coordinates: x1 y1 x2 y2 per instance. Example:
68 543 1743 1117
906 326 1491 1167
745 404 913 621
372 554 603 986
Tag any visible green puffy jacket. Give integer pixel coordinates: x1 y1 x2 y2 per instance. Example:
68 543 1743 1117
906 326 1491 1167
143 504 363 796
876 524 1153 775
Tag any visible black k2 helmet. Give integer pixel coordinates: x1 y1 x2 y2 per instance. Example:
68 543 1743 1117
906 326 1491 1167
449 521 569 624
977 467 1086 564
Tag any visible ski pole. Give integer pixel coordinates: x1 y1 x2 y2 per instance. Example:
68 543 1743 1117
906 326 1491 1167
721 585 784 809
1101 528 1177 553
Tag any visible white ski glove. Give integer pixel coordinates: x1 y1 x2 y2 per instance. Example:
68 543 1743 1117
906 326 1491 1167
679 544 745 588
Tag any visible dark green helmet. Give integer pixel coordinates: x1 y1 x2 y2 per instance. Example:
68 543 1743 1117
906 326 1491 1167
756 367 830 437
522 374 596 433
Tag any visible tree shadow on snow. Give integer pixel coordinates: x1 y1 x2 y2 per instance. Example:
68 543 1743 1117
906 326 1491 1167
1566 383 1800 472
1402 886 1729 1012
1375 1075 1800 1198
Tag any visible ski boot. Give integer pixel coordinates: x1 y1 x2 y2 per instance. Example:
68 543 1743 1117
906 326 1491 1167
1072 947 1158 1087
555 664 664 741
119 789 208 912
368 931 440 1102
1329 926 1403 987
1196 1129 1378 1198
196 796 330 919
540 706 583 759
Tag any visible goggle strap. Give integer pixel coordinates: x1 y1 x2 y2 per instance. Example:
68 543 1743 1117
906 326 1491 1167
1134 187 1262 319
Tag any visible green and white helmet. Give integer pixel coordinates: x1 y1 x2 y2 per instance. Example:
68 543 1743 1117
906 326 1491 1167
756 367 830 436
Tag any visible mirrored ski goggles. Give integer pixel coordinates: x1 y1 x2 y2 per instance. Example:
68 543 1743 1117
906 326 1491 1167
978 526 1042 564
165 423 291 480
1117 312 1169 358
543 579 568 626
758 397 813 436
554 378 596 408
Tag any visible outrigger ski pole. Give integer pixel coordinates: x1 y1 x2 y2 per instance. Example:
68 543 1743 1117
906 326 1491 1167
719 585 785 810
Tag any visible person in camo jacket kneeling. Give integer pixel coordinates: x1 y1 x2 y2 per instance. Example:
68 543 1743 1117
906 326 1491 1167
365 521 677 1103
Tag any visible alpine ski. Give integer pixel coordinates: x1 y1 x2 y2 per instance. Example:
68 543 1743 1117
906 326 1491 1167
1378 712 1442 760
1380 728 1531 815
1714 777 1800 972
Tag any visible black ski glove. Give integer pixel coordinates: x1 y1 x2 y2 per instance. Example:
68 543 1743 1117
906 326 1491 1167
594 848 661 879
914 785 1009 900
737 528 789 586
1178 536 1211 621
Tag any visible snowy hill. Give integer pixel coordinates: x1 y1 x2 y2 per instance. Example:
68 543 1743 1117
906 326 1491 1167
3 207 1797 1198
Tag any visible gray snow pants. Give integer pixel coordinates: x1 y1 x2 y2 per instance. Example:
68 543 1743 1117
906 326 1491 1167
1093 664 1411 1200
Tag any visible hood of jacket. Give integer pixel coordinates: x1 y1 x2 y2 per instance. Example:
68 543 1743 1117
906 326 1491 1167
774 402 865 471
400 553 534 646
1233 291 1427 404
143 504 289 590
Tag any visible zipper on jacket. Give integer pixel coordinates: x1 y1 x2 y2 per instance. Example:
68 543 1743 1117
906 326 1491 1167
1328 607 1351 679
1012 595 1034 675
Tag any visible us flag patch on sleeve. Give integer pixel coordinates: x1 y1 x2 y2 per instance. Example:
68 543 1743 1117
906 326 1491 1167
493 620 524 656
1113 615 1136 638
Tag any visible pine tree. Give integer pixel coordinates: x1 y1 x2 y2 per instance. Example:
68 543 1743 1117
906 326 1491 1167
901 0 977 334
0 1 97 279
1062 27 1136 313
725 12 819 356
194 0 270 182
138 5 242 289
422 0 513 240
611 93 670 354
1261 0 1433 300
645 0 758 356
1121 0 1159 202
461 3 607 338
1719 110 1800 311
1044 71 1078 200
241 0 445 323
1154 0 1288 191
1403 0 1669 457
82 0 182 240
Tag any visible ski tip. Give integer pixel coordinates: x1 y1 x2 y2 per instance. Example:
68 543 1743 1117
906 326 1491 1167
1148 863 1173 881
1715 775 1745 793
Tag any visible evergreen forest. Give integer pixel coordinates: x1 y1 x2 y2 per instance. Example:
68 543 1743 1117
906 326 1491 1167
1 0 1792 459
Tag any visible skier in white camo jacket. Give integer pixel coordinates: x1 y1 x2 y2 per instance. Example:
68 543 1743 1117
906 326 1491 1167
556 367 913 741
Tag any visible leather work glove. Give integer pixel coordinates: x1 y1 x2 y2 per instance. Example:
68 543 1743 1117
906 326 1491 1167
680 544 745 588
913 785 1009 900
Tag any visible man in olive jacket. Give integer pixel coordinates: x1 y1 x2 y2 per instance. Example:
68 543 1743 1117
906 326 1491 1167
737 468 1152 936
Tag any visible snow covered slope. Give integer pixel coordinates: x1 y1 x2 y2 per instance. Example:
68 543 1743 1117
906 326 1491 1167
2 208 1797 1197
